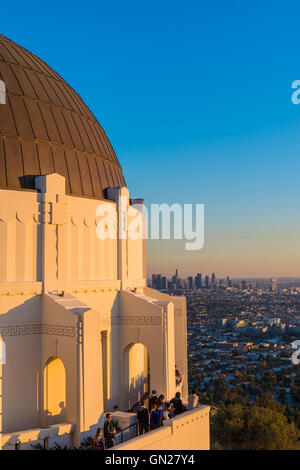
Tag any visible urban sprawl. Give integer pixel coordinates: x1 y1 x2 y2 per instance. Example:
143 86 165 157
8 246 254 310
150 271 300 408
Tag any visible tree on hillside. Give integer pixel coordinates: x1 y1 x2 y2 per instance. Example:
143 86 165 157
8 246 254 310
212 400 298 450
254 391 282 412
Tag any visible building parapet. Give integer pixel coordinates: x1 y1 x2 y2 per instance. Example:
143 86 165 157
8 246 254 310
113 406 210 450
2 422 75 450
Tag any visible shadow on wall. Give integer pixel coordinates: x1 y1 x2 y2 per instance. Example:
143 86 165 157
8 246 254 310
128 373 147 410
123 342 149 411
44 357 66 426
44 401 66 426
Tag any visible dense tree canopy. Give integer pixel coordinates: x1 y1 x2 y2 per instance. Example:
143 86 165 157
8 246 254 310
211 393 298 450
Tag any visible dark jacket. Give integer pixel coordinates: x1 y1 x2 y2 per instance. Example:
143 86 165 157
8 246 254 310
149 394 157 409
104 419 115 438
137 406 150 426
170 397 184 414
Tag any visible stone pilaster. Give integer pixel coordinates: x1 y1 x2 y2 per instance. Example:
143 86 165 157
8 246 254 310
107 187 129 290
35 174 68 293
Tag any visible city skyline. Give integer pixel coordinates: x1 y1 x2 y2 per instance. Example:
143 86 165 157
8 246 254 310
149 270 300 280
147 255 300 280
149 268 300 288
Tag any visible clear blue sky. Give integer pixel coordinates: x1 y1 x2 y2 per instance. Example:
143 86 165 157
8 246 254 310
2 0 300 277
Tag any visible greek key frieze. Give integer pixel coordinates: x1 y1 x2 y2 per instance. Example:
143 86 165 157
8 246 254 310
0 323 75 337
115 315 161 326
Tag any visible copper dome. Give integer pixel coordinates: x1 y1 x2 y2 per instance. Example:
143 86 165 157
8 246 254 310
0 34 125 198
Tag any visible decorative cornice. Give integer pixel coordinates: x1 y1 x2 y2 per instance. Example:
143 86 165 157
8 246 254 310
71 288 119 294
0 317 161 337
69 280 121 294
0 203 39 224
0 323 75 337
112 315 161 326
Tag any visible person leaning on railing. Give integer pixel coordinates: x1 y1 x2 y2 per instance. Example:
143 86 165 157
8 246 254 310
157 394 166 411
163 402 174 420
170 392 186 415
187 389 199 409
150 403 161 430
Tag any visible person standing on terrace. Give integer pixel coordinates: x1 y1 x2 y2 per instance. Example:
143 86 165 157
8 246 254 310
188 389 199 409
103 413 116 449
175 365 183 386
170 392 185 415
137 400 150 435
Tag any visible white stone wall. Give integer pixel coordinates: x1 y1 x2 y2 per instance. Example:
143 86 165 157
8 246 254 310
113 406 210 451
0 189 40 282
0 175 192 449
68 196 117 281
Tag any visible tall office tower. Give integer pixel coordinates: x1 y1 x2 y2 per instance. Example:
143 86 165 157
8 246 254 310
161 276 167 290
167 281 175 290
241 280 247 290
271 278 277 291
152 274 157 288
175 269 181 288
172 268 179 284
211 272 216 286
205 275 210 288
188 276 194 290
226 275 232 287
157 274 162 290
195 273 202 289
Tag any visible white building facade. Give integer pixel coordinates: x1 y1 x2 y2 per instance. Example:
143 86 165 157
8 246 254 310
0 34 209 450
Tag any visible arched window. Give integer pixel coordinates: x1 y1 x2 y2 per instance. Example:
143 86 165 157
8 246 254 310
123 343 149 410
44 357 66 425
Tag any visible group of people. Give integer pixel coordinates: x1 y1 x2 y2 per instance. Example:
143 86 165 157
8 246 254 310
136 388 199 436
93 413 116 450
93 389 200 449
